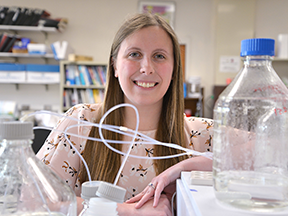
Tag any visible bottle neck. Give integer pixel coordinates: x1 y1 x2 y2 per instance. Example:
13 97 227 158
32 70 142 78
1 139 32 149
243 55 273 67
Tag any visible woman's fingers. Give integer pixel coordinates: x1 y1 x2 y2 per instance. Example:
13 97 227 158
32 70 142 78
153 185 162 207
126 187 148 203
135 185 156 208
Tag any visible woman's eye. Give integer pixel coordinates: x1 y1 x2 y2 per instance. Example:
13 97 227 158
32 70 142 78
154 54 165 59
129 52 141 58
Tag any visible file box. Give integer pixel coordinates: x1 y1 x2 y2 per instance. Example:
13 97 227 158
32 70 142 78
0 63 26 83
26 64 60 83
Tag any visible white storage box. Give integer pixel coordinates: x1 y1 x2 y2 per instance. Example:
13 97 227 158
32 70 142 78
26 64 60 83
0 63 26 83
27 43 47 55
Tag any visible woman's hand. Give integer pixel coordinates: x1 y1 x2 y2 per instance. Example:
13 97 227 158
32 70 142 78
126 160 182 208
126 156 212 208
118 194 172 216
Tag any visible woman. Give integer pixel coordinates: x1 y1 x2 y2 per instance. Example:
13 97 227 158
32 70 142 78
37 13 213 215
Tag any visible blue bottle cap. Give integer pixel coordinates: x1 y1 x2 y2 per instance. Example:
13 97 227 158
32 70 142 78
240 38 275 57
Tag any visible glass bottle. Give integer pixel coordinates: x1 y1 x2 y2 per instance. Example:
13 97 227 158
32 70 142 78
213 38 288 212
0 121 77 215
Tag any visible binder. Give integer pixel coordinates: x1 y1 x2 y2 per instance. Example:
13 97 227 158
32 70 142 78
2 35 21 52
0 7 9 24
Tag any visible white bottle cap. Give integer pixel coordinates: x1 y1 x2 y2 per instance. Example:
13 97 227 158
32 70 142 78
96 181 126 203
81 181 101 200
0 121 34 140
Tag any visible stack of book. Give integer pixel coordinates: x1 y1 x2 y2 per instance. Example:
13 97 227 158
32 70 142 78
63 64 107 109
65 65 107 86
0 32 21 52
63 88 105 109
0 6 68 31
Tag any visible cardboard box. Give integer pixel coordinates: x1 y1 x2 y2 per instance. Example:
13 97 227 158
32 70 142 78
0 63 26 83
26 64 60 83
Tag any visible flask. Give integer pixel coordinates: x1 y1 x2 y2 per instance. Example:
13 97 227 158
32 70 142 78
213 38 288 212
0 121 77 215
79 181 101 216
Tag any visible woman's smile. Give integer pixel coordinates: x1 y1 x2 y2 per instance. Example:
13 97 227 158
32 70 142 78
134 81 158 88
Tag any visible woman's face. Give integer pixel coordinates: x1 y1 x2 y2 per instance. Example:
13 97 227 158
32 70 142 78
114 26 174 107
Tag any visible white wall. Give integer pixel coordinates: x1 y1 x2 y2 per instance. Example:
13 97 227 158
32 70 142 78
0 0 215 116
254 0 288 80
1 0 288 117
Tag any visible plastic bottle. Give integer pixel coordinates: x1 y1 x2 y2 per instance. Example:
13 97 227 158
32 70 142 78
79 181 101 216
0 121 77 215
82 181 126 216
213 38 288 212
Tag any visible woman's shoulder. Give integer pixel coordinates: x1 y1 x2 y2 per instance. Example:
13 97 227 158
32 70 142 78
57 103 102 126
65 103 102 116
184 115 214 132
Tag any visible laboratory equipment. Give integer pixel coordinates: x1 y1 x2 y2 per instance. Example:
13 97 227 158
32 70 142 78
82 181 126 216
213 38 288 212
0 121 77 215
79 181 101 216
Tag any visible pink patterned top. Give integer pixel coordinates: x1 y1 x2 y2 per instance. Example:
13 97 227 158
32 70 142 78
36 103 213 200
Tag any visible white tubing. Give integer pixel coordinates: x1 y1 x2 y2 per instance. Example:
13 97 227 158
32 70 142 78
22 104 213 183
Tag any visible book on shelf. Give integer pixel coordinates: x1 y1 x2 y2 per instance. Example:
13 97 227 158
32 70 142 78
63 89 105 108
39 17 68 32
95 66 105 85
0 7 9 25
74 66 81 85
95 66 107 85
84 66 94 85
78 65 90 86
2 35 21 52
87 66 98 85
65 65 76 85
72 88 79 105
0 32 22 53
1 6 50 26
90 66 103 86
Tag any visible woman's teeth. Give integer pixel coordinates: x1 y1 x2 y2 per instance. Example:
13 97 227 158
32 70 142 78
135 81 156 88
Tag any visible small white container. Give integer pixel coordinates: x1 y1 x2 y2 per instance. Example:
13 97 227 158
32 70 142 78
27 43 47 55
187 76 201 98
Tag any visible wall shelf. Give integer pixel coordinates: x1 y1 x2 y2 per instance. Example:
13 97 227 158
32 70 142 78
0 52 54 58
0 25 58 33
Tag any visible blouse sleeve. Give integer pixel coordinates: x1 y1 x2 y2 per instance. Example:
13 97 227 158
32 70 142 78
184 116 214 153
36 103 100 193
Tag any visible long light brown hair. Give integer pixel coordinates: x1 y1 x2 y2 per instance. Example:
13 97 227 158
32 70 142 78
79 13 187 184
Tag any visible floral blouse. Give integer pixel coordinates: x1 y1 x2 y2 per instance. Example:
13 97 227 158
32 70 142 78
36 103 213 200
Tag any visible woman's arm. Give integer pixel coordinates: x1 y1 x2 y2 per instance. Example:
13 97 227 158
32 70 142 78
126 155 212 208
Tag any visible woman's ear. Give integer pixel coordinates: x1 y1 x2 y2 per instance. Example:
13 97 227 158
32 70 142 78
112 58 118 77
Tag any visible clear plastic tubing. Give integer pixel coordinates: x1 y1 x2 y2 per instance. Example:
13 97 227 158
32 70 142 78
213 38 288 212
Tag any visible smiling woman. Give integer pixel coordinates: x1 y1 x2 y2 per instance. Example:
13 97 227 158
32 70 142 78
114 25 174 110
36 13 213 216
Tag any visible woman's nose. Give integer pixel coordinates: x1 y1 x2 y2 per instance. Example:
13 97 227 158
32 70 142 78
139 57 154 75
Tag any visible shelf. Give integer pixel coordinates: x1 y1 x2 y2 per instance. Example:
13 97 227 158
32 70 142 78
60 61 107 112
0 25 58 33
0 52 54 59
0 82 59 84
63 85 105 89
